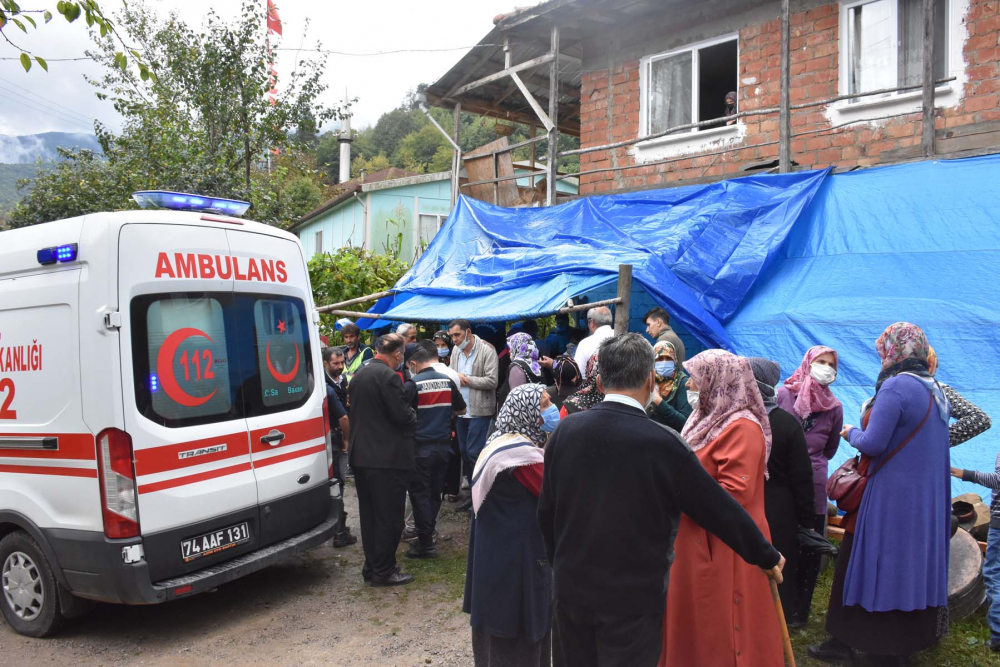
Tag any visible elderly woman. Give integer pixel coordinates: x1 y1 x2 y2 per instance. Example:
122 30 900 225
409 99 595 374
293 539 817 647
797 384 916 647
750 357 816 627
545 356 581 411
777 344 843 621
464 384 556 667
662 350 783 667
647 340 692 431
810 323 951 666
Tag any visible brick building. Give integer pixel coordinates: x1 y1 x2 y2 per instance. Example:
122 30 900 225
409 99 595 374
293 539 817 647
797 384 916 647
427 0 1000 199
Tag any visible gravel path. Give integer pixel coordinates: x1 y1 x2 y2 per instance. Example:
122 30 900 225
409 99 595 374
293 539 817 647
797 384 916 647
0 483 475 666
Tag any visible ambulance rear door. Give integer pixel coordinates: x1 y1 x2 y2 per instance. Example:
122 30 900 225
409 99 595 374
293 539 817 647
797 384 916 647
118 223 261 582
225 229 328 545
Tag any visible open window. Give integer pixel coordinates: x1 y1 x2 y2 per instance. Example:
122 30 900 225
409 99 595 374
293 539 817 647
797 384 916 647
644 36 739 136
844 0 947 101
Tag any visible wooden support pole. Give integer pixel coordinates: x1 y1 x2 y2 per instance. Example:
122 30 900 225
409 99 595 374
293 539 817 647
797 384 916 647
779 0 791 172
322 309 384 319
317 290 395 313
450 53 556 97
529 124 537 189
557 297 622 314
546 26 560 206
922 0 936 157
614 264 632 336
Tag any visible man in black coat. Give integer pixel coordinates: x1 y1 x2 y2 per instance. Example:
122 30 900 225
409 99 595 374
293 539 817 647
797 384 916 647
538 333 785 666
348 333 418 587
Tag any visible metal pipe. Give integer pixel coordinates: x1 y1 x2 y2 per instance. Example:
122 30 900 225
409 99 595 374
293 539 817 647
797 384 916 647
779 0 791 173
461 169 548 188
557 140 780 180
418 103 461 152
547 25 560 206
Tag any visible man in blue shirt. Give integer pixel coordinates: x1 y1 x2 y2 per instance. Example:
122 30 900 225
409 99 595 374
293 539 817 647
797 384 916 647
403 341 466 558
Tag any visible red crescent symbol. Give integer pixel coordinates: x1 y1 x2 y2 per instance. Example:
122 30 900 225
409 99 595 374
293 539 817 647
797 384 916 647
156 328 218 408
265 341 300 383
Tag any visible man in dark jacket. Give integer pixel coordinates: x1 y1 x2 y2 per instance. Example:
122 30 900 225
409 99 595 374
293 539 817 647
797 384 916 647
643 306 686 366
348 333 418 587
323 347 356 548
538 333 784 666
403 341 466 558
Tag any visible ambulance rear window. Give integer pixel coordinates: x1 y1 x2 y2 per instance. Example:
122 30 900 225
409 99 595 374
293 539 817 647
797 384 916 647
251 298 311 411
134 295 237 427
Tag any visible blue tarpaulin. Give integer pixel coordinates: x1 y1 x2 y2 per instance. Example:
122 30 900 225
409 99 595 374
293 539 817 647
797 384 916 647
369 169 830 349
726 154 1000 497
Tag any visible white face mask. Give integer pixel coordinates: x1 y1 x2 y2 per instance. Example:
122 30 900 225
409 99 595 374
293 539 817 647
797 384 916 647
687 390 700 408
810 362 837 386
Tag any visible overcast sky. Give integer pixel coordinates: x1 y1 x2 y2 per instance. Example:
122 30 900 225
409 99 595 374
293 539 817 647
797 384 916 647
0 0 516 138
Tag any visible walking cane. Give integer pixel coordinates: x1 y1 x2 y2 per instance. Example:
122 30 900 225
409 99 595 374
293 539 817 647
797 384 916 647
769 577 796 667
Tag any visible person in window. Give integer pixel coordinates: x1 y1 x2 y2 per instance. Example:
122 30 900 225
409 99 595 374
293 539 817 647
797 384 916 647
927 345 992 447
341 322 374 382
465 384 553 667
809 323 951 665
662 349 784 667
750 356 815 627
724 91 738 125
776 345 843 623
646 340 692 431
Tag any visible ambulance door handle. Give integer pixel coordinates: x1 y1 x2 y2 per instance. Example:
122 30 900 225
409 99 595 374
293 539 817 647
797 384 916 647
260 430 285 446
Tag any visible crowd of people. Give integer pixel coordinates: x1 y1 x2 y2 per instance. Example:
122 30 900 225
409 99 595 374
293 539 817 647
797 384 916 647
321 310 994 667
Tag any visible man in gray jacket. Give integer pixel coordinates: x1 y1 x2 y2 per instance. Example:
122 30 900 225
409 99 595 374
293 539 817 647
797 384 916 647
448 318 499 477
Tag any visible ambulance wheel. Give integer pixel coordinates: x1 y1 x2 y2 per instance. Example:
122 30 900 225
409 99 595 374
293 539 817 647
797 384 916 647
0 531 65 637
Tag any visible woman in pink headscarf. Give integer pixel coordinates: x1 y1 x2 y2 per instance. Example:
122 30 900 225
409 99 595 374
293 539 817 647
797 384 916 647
661 350 783 667
776 345 843 625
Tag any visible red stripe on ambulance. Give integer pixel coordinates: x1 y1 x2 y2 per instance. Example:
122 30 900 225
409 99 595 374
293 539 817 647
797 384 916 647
253 444 326 469
137 462 254 495
133 431 250 476
0 463 97 478
249 417 324 454
0 433 95 460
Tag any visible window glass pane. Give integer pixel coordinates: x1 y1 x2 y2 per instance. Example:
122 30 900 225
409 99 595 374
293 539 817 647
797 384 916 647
418 214 439 247
137 295 235 426
315 230 323 254
252 298 311 409
849 0 895 96
649 51 692 134
898 0 947 87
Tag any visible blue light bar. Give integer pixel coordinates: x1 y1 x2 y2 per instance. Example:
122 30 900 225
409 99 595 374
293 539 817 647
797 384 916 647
149 374 159 393
132 190 251 218
37 243 79 265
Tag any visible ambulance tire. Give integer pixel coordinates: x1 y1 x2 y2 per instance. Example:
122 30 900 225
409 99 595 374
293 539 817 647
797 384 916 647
0 530 66 637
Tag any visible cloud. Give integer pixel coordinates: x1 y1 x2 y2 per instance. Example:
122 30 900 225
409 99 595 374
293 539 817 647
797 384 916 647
0 135 46 163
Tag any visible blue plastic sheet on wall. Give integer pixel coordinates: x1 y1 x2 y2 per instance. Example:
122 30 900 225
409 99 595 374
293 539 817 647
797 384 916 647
726 154 1000 497
370 168 830 349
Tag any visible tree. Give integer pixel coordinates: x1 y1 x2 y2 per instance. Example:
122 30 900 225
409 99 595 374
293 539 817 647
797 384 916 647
350 153 392 179
1 0 151 77
396 124 448 173
308 245 410 338
8 0 344 228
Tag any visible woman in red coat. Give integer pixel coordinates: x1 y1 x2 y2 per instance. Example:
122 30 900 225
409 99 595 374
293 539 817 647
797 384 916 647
661 350 783 667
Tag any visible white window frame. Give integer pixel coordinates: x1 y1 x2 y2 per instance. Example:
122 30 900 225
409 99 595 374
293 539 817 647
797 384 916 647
415 213 446 255
634 33 745 162
830 0 967 123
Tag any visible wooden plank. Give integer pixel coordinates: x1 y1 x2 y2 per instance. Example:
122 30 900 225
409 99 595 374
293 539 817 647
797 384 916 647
547 26 560 206
614 264 632 336
463 137 520 206
922 0 936 156
936 120 1000 139
511 71 555 131
451 53 555 97
779 0 791 172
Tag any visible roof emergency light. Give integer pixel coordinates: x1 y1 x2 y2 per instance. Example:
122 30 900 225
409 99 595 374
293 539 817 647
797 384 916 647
132 190 251 217
37 243 78 265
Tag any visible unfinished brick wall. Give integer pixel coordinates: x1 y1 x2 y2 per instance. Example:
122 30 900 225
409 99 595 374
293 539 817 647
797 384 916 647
577 0 1000 195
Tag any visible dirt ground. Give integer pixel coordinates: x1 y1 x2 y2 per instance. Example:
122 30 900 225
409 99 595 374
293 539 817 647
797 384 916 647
0 483 475 666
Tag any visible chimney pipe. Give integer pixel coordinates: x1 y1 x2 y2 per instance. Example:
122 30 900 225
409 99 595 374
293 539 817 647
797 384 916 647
338 88 353 183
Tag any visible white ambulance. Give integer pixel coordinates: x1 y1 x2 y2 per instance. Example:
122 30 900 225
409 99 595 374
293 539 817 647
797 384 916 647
0 192 342 637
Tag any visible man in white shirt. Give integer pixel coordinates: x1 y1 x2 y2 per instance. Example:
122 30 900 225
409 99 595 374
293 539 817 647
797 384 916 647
573 306 614 379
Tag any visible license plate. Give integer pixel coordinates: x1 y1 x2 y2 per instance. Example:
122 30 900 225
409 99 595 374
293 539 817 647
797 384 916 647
180 522 251 563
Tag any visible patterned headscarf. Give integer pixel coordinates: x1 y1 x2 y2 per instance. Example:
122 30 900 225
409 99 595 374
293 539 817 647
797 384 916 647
488 383 547 448
876 322 929 369
747 357 780 414
563 354 604 414
652 340 685 403
507 332 541 376
681 350 773 473
782 345 842 421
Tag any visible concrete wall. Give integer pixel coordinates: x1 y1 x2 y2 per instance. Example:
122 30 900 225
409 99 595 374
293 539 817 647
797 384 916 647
576 0 996 195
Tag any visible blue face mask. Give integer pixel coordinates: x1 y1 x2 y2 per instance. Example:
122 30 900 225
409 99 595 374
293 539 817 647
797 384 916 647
655 361 675 378
437 347 449 358
539 404 561 433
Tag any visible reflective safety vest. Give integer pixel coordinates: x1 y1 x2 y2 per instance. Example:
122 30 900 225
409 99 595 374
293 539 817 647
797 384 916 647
344 346 372 380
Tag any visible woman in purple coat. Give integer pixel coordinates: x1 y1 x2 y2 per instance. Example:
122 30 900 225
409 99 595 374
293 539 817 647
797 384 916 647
810 323 951 666
776 345 843 623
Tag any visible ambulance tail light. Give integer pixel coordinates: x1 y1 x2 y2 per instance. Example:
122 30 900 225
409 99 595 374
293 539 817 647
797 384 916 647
322 398 334 480
96 428 140 539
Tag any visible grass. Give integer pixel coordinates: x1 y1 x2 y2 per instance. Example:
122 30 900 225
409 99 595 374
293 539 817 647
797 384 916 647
790 556 999 666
